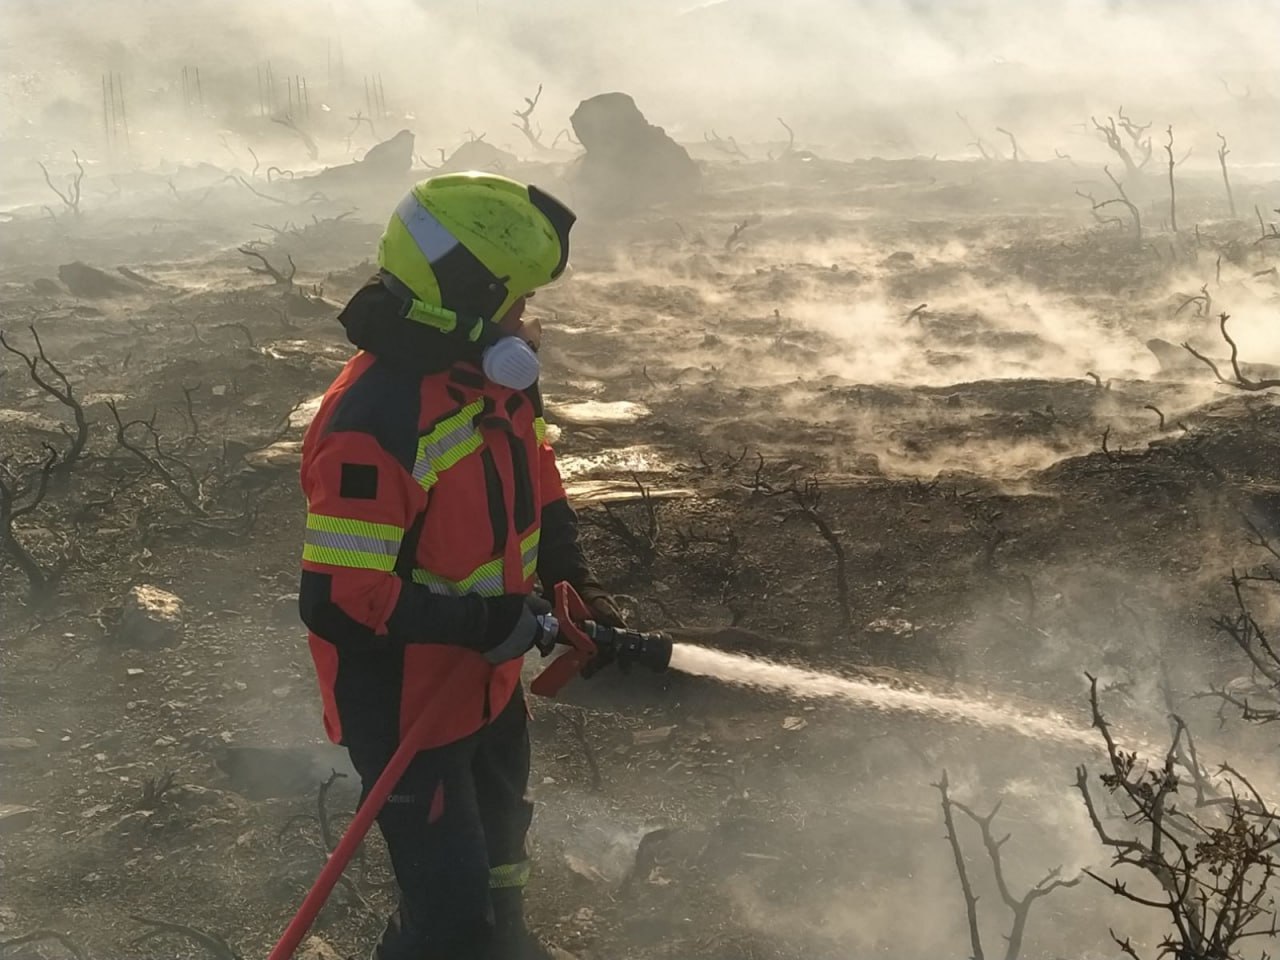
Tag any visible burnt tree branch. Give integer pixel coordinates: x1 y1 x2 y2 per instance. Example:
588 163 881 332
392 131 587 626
1181 313 1280 392
0 444 62 599
511 83 544 149
0 326 89 472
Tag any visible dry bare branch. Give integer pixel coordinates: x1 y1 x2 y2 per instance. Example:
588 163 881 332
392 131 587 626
36 151 85 217
957 112 996 160
995 126 1021 162
1164 125 1178 233
945 785 1082 960
551 128 581 150
1092 111 1151 179
725 216 761 251
936 770 985 960
272 114 319 161
511 83 544 149
237 245 296 287
705 129 749 160
1181 313 1280 392
581 473 661 568
1074 676 1280 958
1216 133 1237 218
0 444 62 599
0 327 88 472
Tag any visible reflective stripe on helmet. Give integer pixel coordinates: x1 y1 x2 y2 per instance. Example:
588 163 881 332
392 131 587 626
394 191 459 263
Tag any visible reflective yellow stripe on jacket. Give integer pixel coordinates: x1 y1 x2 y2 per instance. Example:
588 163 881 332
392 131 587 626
302 514 403 571
413 400 485 491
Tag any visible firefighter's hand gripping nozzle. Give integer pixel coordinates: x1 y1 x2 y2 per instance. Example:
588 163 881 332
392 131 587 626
529 583 672 698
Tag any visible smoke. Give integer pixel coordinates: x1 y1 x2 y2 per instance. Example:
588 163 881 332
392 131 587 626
3 0 1278 194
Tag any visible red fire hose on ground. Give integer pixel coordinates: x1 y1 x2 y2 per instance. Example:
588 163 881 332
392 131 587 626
268 583 671 960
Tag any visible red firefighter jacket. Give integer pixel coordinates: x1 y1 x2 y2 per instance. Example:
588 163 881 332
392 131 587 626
299 282 590 751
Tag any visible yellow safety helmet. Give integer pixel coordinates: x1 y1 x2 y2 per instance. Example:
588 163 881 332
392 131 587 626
377 172 575 343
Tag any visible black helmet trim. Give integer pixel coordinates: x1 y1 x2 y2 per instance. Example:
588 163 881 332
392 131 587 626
528 185 576 279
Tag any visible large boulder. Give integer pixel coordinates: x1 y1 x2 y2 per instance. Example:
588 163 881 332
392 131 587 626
570 93 699 212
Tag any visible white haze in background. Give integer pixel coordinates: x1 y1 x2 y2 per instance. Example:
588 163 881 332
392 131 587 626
1 0 1277 184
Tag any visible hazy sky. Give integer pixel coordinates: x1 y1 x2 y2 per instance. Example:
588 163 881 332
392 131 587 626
1 0 1276 161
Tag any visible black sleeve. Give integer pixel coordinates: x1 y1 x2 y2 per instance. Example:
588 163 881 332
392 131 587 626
537 497 594 593
300 571 523 652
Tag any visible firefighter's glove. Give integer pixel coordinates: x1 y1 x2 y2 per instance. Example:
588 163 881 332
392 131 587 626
483 595 560 664
578 582 626 628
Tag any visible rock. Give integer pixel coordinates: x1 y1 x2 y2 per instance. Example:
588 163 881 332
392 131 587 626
570 92 699 211
360 129 415 175
0 804 37 834
30 277 61 296
116 584 185 647
297 936 344 960
243 440 303 471
57 261 143 298
563 853 607 883
438 137 519 174
0 737 39 755
632 725 675 746
781 716 807 731
307 130 415 192
0 409 68 436
864 616 916 639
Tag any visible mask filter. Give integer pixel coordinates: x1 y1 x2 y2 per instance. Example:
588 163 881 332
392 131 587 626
482 336 540 390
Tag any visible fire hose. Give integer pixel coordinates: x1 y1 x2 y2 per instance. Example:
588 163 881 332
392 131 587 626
267 582 671 960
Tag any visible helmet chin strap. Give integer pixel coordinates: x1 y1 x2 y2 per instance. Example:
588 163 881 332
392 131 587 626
404 297 493 344
403 294 539 388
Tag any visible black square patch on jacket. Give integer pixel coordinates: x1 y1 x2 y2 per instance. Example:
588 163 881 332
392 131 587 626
340 463 379 500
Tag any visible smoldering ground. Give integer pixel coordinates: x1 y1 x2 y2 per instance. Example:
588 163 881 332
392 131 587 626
1 1 1278 959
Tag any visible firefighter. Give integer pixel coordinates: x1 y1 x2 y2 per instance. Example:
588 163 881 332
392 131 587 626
298 172 623 960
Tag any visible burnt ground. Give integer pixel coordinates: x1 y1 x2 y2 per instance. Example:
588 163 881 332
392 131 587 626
1 150 1279 960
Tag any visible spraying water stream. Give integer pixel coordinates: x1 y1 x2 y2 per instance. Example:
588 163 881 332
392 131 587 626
669 644 1099 750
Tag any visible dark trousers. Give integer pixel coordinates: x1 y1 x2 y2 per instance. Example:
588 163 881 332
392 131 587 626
347 687 540 960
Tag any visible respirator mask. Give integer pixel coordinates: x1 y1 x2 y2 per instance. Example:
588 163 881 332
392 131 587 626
481 335 540 391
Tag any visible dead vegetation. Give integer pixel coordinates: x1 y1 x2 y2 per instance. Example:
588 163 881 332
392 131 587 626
580 473 662 569
0 443 63 600
36 151 86 219
1075 676 1279 959
1200 528 1280 725
238 245 297 287
937 770 1080 960
1091 109 1153 179
1182 313 1280 392
704 129 749 160
1076 166 1142 241
512 83 545 151
1216 134 1236 219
